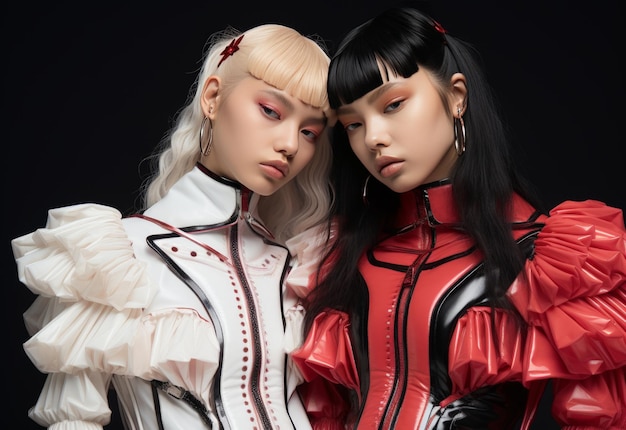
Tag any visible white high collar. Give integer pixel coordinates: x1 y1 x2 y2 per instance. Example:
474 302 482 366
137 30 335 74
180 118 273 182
143 164 258 228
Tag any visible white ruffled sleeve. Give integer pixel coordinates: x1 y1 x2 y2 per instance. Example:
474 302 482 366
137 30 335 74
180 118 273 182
12 203 155 428
13 203 220 427
13 204 159 373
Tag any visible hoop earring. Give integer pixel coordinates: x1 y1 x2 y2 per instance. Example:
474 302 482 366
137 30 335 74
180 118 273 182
454 107 466 156
199 116 213 156
362 175 372 206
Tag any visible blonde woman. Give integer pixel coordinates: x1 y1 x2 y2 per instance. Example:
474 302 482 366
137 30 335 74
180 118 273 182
13 23 336 429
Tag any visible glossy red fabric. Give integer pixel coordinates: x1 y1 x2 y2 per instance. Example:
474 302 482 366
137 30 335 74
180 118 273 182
293 310 359 392
294 183 626 429
298 376 352 430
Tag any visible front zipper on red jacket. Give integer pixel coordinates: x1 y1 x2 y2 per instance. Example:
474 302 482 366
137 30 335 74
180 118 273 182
384 257 424 429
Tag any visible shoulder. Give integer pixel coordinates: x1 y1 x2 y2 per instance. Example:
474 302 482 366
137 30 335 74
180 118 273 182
507 199 626 380
509 199 626 314
13 202 156 308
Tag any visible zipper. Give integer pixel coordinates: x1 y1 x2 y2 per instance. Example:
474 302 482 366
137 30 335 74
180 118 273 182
230 186 274 428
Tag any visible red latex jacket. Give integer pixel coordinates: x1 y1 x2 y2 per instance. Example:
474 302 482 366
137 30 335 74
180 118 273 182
293 180 626 429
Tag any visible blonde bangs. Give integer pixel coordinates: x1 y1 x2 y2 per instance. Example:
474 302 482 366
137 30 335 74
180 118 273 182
247 30 330 112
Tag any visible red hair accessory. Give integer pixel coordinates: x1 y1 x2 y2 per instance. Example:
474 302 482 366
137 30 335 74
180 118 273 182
433 20 447 34
218 34 244 67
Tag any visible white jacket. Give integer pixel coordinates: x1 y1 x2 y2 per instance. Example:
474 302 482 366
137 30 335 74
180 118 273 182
13 164 325 430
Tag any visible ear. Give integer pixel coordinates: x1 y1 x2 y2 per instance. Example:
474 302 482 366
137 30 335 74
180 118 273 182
200 75 221 119
449 72 467 117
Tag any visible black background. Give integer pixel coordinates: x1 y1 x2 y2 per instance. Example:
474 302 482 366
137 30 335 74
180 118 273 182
4 1 623 428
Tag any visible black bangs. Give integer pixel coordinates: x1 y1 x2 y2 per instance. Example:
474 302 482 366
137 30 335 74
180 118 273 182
328 41 383 109
327 31 421 109
327 6 444 109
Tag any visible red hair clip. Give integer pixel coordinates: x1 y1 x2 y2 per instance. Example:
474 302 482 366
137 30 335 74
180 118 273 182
433 20 447 34
218 34 244 67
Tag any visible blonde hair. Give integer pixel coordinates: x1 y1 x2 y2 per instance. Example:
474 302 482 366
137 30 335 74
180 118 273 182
140 24 333 243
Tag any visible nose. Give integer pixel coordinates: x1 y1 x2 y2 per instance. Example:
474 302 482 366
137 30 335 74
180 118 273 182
363 119 390 151
274 128 299 158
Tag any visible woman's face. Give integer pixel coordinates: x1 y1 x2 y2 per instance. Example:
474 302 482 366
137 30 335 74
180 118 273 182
203 76 327 196
336 69 458 193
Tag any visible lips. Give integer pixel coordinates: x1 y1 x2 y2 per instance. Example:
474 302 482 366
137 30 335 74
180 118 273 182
261 160 289 178
375 155 403 174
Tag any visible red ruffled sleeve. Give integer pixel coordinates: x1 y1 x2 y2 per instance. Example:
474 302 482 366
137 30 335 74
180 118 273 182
448 307 524 395
507 200 626 428
292 310 360 391
292 310 357 430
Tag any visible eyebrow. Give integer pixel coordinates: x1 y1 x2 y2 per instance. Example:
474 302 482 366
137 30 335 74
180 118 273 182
263 89 294 111
262 89 327 126
336 82 401 116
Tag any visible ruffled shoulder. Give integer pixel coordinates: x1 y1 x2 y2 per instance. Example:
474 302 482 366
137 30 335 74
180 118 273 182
506 200 626 381
12 203 156 311
13 203 220 400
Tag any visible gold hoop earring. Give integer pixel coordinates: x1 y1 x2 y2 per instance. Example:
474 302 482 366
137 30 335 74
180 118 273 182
454 106 466 156
199 116 213 156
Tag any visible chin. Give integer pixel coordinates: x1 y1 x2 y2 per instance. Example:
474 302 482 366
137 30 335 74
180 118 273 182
251 182 284 197
385 181 416 194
